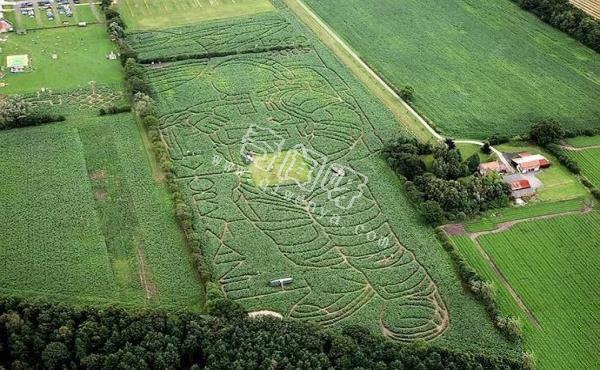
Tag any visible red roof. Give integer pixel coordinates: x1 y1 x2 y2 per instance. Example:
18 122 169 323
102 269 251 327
519 161 540 170
511 179 531 191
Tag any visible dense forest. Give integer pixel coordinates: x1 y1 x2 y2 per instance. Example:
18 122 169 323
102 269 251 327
0 297 526 369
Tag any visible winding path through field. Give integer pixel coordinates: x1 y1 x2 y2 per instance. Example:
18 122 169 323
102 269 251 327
287 0 514 172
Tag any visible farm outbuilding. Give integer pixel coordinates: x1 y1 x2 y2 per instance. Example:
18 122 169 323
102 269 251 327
6 54 29 73
511 153 550 173
478 160 509 175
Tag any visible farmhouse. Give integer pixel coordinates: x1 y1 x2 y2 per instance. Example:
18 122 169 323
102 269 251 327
511 152 550 173
478 160 509 175
509 178 535 198
6 54 29 73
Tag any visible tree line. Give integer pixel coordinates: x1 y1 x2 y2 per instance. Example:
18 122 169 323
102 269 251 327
0 296 528 369
383 138 511 225
513 0 600 52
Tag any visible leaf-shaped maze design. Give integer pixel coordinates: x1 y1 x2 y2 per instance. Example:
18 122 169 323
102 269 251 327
148 48 449 342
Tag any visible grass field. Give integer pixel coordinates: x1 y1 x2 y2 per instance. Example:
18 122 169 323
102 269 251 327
249 151 312 187
303 0 600 138
117 0 275 30
135 2 520 356
6 2 101 31
0 25 122 94
0 114 202 308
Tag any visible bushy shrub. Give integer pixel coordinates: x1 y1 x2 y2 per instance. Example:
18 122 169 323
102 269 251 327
528 119 565 146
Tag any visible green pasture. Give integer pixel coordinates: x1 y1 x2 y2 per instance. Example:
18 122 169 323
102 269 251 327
303 0 600 138
117 0 275 30
0 25 122 94
0 115 201 309
452 212 600 369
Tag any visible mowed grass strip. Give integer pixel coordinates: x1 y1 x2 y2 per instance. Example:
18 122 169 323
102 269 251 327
0 125 117 302
0 116 202 309
303 0 600 138
0 25 122 94
117 0 275 30
477 212 600 370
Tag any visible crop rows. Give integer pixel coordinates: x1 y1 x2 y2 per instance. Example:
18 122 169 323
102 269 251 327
145 46 455 341
127 13 309 62
477 212 600 370
567 147 600 188
303 0 600 138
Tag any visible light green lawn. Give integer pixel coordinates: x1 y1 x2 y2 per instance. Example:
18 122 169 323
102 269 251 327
250 150 312 187
117 0 275 30
0 25 122 94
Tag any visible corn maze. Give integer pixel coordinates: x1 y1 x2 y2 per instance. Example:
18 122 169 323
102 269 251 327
127 13 308 62
22 83 125 115
147 46 450 341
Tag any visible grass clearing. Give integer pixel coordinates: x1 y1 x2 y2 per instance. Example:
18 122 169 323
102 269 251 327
302 0 600 138
0 115 202 309
249 150 312 187
0 25 122 94
117 0 275 31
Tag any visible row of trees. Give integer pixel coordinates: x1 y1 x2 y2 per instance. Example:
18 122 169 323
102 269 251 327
515 0 600 52
0 297 528 369
383 138 511 225
0 96 65 130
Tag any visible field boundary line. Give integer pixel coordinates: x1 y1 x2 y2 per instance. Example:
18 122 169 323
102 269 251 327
560 143 600 151
287 0 513 170
459 206 593 327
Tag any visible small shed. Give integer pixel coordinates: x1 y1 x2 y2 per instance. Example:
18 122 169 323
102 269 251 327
7 54 29 73
0 19 13 33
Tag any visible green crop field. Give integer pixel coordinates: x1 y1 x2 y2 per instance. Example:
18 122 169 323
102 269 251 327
566 135 600 148
302 0 600 138
117 0 275 30
0 113 201 309
126 12 309 62
0 25 122 94
567 147 600 188
136 3 519 356
450 212 600 369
